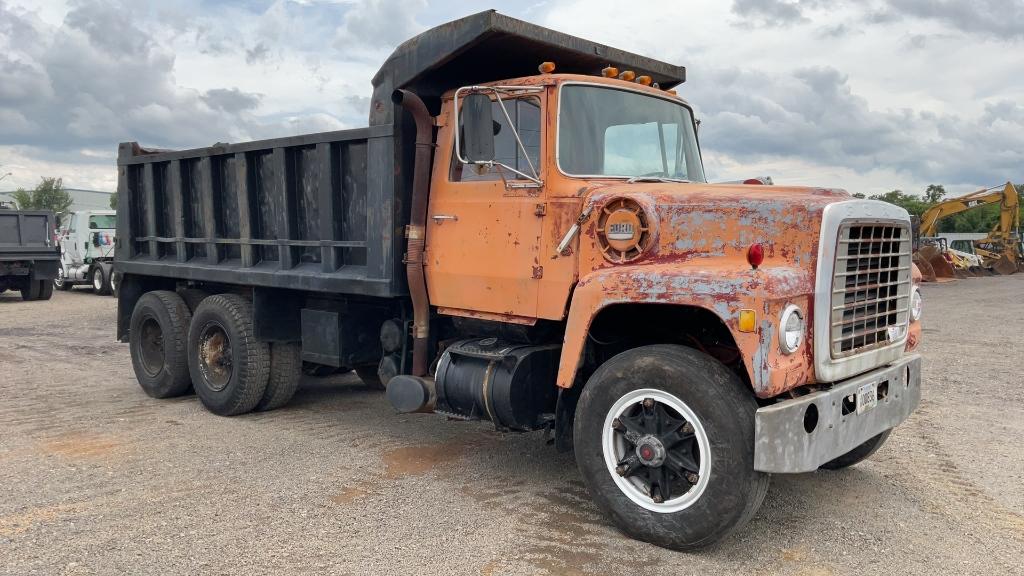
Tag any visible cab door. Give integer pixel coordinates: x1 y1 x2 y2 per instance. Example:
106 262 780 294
63 213 82 265
424 94 545 319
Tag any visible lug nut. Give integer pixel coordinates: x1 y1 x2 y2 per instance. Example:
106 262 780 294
652 492 664 503
686 473 699 484
611 418 624 431
681 422 694 434
642 398 655 409
615 465 627 476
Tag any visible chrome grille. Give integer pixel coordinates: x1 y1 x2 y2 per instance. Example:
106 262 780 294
830 222 912 358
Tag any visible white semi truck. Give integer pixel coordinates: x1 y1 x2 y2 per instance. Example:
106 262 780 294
54 209 118 295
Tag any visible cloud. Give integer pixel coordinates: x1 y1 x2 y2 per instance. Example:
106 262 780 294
881 0 1024 40
334 0 427 51
688 64 1024 187
731 0 819 26
202 88 263 113
245 41 271 64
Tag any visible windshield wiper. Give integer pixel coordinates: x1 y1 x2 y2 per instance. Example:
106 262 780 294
625 176 691 184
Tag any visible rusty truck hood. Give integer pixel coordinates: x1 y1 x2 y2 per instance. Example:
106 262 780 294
579 182 849 270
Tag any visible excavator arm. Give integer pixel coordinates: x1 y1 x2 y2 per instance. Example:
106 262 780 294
917 182 1021 276
919 182 1018 237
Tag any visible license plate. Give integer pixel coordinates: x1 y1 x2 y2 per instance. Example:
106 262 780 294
856 382 878 414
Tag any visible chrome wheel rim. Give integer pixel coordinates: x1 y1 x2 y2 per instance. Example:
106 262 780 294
602 388 711 513
54 268 66 288
92 270 103 291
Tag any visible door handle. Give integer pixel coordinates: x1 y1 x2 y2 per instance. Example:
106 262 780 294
431 214 458 223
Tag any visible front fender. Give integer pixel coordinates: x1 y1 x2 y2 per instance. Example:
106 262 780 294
557 263 816 398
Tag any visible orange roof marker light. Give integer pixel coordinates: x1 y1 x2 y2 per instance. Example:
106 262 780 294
538 61 556 74
635 75 652 86
601 66 619 78
618 70 636 81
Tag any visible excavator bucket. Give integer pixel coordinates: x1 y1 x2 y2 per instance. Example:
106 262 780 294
912 251 937 282
918 245 956 280
992 254 1019 275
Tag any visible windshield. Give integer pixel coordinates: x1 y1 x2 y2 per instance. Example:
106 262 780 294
89 214 116 229
558 85 704 182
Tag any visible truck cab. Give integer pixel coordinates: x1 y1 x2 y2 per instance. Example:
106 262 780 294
55 209 118 294
115 10 922 551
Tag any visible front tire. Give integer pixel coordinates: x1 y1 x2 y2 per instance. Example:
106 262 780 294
129 291 193 398
92 265 111 295
188 294 270 416
574 344 768 551
819 431 891 470
55 267 72 291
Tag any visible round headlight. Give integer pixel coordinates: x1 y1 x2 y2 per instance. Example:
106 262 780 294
910 287 923 322
779 304 804 355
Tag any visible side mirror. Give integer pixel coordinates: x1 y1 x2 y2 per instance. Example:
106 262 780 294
460 93 495 163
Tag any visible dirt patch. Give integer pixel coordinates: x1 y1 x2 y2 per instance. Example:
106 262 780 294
382 443 468 479
0 504 78 537
329 482 373 505
39 432 123 459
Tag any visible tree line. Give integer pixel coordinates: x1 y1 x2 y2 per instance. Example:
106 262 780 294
851 183 1024 233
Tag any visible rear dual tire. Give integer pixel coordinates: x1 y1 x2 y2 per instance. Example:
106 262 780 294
20 279 53 301
574 344 768 551
129 291 193 398
130 291 301 414
188 294 270 416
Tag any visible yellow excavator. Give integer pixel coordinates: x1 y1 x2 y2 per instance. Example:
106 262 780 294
918 182 1021 277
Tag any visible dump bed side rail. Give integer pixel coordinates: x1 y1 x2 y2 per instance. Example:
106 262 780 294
115 125 401 297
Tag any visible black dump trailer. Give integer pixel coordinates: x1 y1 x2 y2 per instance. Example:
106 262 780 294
114 10 683 410
0 208 58 301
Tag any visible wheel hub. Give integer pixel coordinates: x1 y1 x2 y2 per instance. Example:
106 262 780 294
199 324 233 391
635 435 666 467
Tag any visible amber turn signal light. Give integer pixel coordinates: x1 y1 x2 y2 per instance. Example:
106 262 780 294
738 309 757 333
538 61 556 74
618 70 636 81
635 75 652 86
601 66 619 78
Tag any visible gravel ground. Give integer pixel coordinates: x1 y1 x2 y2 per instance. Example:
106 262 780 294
1 277 1022 575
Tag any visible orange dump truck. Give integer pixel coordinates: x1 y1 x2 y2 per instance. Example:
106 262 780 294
115 11 923 549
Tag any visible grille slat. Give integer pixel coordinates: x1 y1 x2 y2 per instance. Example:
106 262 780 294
830 222 912 358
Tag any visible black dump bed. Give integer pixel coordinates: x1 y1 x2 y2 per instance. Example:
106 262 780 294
0 209 58 263
115 10 684 298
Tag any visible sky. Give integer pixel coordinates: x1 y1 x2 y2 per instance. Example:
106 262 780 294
0 0 1022 196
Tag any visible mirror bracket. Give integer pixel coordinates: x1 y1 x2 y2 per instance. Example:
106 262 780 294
454 85 545 187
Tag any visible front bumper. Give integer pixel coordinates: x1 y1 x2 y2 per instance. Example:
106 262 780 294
753 354 921 473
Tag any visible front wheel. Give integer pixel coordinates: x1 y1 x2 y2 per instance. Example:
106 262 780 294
54 267 72 291
92 265 111 295
574 344 768 551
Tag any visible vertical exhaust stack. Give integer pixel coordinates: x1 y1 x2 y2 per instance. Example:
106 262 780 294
392 89 433 376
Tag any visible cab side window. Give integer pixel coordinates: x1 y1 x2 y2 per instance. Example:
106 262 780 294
451 97 541 182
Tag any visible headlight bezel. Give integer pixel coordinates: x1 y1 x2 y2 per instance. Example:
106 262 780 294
779 304 804 355
910 286 923 322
